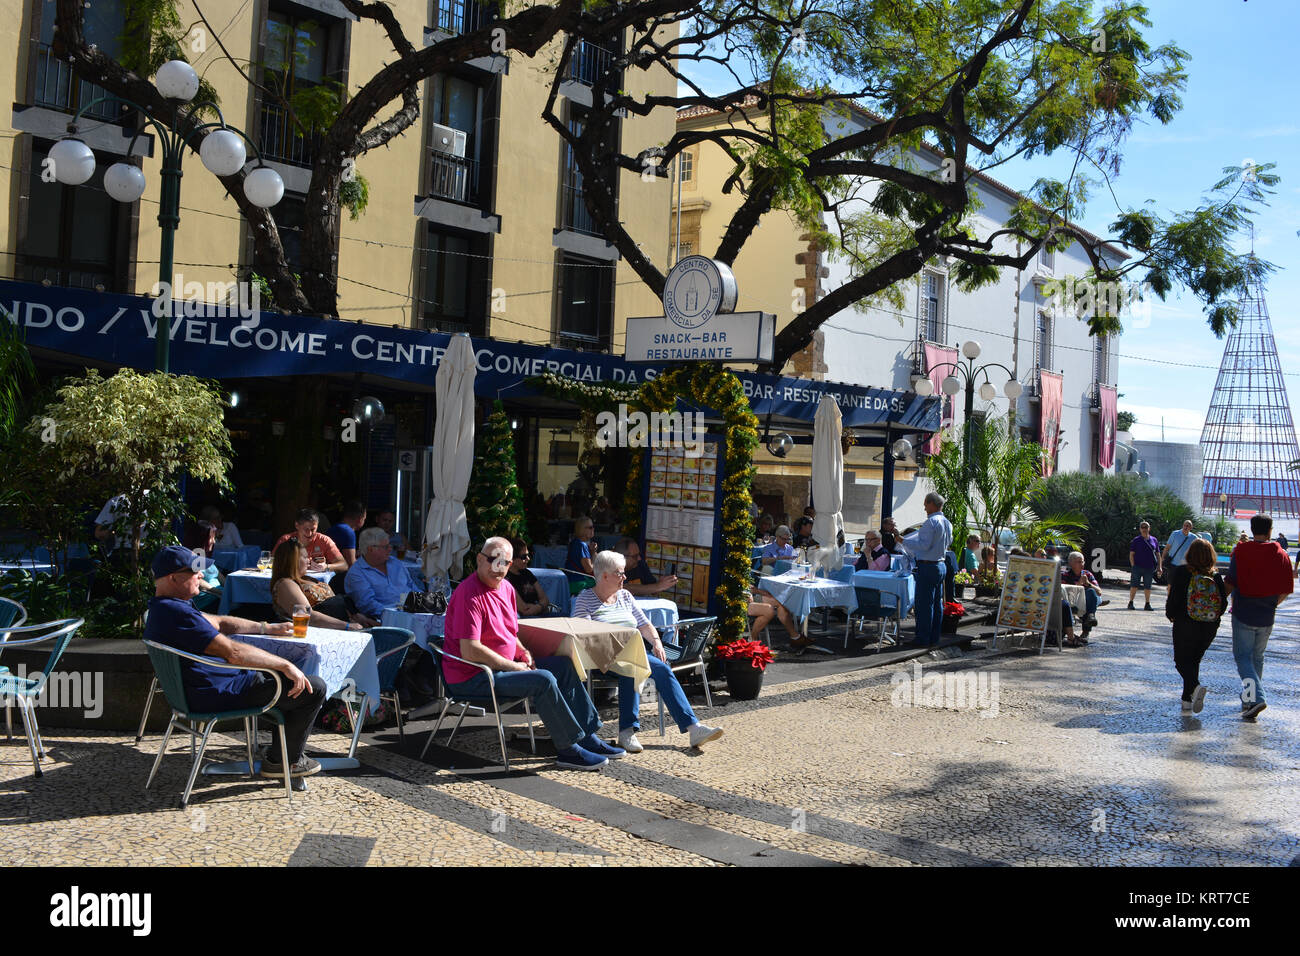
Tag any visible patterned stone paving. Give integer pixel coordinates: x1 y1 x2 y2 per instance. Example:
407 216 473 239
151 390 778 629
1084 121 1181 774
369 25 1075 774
1 590 1296 866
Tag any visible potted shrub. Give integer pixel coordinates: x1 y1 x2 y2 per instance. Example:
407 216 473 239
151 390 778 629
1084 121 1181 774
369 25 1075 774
941 600 966 634
974 566 1003 599
953 569 974 599
715 639 774 700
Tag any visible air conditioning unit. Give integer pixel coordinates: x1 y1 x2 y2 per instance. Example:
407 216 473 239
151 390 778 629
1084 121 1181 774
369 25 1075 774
430 123 467 158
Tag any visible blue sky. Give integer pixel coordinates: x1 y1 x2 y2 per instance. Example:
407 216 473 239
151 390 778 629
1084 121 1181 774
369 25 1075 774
678 0 1300 450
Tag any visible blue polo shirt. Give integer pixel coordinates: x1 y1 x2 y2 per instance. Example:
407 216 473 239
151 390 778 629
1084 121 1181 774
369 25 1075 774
143 596 258 710
327 522 357 554
566 539 592 573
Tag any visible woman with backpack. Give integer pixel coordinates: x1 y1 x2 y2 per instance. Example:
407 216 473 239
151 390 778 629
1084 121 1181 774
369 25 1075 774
1165 538 1228 714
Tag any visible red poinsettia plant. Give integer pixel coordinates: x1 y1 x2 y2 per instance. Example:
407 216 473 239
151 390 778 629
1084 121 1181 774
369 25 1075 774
943 601 966 618
714 639 776 671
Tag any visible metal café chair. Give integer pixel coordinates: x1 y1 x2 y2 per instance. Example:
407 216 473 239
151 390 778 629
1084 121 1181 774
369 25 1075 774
142 640 296 807
847 587 900 651
0 617 85 776
370 626 416 743
0 597 29 740
420 640 538 771
656 615 717 735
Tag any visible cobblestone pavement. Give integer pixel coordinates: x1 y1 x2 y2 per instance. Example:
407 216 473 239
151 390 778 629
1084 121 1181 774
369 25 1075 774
1 586 1296 866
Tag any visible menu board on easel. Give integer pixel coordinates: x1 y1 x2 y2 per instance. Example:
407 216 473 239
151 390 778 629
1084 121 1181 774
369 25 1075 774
643 441 720 614
995 555 1063 653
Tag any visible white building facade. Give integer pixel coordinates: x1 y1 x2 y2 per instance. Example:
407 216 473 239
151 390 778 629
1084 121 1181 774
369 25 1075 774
815 117 1125 529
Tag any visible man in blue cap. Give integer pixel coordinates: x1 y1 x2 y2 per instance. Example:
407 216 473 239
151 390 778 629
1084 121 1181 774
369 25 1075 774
142 545 328 778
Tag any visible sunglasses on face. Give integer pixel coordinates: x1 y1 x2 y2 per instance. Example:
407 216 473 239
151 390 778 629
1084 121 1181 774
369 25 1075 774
481 552 511 571
516 553 530 561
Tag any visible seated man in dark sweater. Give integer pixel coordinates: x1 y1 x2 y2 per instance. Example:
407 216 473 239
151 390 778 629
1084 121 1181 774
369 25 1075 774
614 537 678 597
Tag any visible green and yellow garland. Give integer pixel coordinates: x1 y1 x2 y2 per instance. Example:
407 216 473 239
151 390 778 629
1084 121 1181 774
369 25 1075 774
530 366 758 644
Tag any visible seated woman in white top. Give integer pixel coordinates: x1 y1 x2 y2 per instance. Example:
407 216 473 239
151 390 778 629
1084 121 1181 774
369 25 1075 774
570 550 724 754
201 505 244 549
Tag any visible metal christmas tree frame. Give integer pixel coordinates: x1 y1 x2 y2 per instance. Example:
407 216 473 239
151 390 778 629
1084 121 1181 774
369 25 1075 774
1200 272 1300 518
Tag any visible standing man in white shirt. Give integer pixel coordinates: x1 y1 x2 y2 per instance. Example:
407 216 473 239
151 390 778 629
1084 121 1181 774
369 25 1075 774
901 492 954 647
1161 519 1196 593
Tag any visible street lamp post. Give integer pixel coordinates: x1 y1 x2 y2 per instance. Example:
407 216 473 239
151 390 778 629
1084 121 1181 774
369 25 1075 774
912 340 1023 482
1220 492 1228 517
48 60 284 372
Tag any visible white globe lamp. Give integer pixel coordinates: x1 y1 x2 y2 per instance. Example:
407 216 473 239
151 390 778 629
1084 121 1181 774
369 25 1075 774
243 166 284 208
1004 379 1024 400
155 60 200 102
961 340 982 360
979 382 997 401
913 377 934 396
103 163 147 203
200 129 247 177
941 375 962 396
49 138 96 186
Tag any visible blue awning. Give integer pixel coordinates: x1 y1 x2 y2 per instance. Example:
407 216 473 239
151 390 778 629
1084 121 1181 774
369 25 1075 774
2 278 939 431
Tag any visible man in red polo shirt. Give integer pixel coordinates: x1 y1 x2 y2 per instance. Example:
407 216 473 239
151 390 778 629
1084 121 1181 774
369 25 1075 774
276 509 348 574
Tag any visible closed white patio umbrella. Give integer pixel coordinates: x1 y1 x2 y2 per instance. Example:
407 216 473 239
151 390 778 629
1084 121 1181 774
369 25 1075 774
812 394 845 573
422 333 476 585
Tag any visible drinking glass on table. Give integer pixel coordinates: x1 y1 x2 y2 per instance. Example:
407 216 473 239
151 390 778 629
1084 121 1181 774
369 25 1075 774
292 604 310 638
259 550 272 570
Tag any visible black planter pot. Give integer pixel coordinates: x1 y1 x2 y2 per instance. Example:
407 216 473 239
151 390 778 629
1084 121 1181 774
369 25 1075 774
724 660 765 700
955 585 969 600
941 614 962 634
974 585 1000 599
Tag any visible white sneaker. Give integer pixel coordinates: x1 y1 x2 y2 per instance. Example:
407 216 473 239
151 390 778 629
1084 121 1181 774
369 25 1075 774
1180 699 1194 714
1191 685 1208 714
617 730 644 753
688 723 724 748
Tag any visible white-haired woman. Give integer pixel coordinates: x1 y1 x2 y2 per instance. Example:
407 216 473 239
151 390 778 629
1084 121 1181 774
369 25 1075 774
572 550 724 753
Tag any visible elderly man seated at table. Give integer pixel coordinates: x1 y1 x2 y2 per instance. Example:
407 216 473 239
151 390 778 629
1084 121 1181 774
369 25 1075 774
854 530 893 571
1062 550 1105 628
276 509 348 575
345 527 417 626
143 545 327 778
614 537 678 597
506 536 551 617
445 537 625 770
759 525 797 567
572 550 724 753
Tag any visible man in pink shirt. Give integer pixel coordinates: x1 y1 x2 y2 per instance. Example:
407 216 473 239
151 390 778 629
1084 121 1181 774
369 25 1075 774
443 536 624 770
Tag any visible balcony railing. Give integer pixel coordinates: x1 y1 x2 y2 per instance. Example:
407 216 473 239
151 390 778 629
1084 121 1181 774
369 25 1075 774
432 0 494 36
559 183 603 237
32 42 121 121
16 260 117 294
565 40 617 88
428 151 481 206
258 100 320 168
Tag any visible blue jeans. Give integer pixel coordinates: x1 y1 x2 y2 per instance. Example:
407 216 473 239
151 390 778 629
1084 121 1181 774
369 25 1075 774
1231 619 1272 705
914 561 944 645
607 656 697 734
1084 589 1099 617
448 656 600 751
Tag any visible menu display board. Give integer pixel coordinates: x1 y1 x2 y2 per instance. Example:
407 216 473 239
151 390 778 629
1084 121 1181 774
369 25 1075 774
644 442 720 614
994 555 1064 652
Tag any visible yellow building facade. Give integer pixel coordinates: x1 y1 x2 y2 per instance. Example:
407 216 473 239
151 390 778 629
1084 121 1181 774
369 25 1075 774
1 0 674 347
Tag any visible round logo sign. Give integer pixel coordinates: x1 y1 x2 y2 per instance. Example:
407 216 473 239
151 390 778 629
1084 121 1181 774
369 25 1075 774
662 256 737 330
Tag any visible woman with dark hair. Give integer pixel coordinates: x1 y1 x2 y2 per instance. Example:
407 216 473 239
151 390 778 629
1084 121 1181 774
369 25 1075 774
270 538 364 630
1165 537 1227 714
506 537 551 617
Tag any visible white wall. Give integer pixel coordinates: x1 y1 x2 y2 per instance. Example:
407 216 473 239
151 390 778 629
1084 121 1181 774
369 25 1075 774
816 112 1121 528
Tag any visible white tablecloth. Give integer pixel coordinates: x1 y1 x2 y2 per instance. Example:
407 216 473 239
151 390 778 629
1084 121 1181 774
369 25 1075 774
634 597 679 639
233 625 379 712
758 572 857 622
0 562 56 575
532 568 569 615
852 570 915 618
219 569 334 614
381 608 444 649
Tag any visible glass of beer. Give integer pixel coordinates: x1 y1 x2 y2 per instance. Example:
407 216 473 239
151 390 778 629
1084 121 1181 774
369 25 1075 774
292 604 310 638
259 551 272 570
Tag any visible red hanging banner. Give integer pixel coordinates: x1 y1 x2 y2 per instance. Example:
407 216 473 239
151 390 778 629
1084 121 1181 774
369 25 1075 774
1039 371 1063 476
1098 384 1118 469
924 343 958 454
